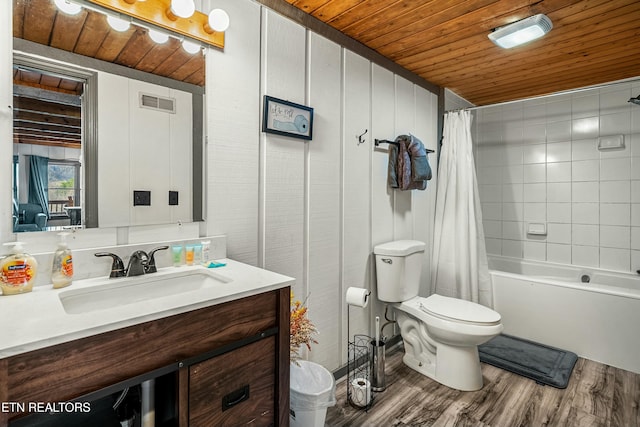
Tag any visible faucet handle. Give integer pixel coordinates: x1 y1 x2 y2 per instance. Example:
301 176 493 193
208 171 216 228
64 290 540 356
95 252 126 278
146 246 169 273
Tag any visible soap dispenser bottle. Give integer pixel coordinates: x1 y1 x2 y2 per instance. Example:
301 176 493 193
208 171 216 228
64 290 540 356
51 232 73 289
0 242 38 295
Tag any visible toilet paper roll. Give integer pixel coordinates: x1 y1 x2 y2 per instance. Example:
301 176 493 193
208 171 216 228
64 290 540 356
346 287 370 308
350 377 371 408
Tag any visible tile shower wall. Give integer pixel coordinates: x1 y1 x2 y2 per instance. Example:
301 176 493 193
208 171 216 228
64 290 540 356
474 79 640 273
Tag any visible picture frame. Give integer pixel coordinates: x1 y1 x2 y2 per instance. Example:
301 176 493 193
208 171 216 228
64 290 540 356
262 95 313 140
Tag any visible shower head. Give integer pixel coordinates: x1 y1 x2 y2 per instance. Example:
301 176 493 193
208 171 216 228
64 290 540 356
629 95 640 105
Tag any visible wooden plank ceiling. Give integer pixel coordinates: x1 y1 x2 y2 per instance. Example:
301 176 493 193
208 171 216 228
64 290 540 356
13 0 205 87
286 0 640 106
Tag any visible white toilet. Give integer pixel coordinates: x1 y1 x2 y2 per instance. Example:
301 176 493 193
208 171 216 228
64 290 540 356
374 240 503 391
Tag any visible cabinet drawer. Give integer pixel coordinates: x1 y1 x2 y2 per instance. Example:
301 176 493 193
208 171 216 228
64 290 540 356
189 337 276 427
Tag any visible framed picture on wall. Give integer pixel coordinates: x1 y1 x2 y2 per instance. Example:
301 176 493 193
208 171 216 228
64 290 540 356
262 96 313 140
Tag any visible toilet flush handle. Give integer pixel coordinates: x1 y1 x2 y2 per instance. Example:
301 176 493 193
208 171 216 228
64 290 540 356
381 258 393 264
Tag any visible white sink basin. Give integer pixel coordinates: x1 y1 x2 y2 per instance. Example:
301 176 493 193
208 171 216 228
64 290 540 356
59 269 231 315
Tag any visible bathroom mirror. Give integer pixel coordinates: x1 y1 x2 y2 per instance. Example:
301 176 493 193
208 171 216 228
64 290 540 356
12 0 205 232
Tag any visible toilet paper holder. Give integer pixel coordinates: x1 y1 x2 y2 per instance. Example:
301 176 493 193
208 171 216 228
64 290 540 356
347 334 375 410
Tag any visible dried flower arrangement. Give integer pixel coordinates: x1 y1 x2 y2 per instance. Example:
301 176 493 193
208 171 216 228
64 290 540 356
290 291 318 364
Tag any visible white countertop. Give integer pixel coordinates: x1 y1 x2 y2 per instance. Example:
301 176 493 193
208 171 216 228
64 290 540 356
0 259 294 359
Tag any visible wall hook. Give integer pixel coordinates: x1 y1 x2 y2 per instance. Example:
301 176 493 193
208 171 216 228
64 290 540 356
356 129 368 145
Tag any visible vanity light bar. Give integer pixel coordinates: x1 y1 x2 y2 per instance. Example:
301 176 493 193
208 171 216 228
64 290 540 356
84 0 225 49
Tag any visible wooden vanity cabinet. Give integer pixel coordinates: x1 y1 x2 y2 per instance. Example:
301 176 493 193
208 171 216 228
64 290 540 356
0 287 290 427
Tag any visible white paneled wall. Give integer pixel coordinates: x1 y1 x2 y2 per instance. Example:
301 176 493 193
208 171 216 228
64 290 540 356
0 0 439 371
206 1 439 370
474 79 640 273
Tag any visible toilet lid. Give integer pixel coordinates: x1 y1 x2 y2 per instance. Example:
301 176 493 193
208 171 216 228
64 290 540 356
419 294 501 325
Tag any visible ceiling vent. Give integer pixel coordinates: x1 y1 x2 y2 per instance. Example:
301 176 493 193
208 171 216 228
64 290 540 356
139 93 176 113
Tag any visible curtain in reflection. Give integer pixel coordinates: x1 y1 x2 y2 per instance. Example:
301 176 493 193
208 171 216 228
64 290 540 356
28 155 50 217
431 110 492 307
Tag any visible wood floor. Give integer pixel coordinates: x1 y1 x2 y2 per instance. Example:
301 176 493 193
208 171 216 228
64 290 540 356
325 344 640 427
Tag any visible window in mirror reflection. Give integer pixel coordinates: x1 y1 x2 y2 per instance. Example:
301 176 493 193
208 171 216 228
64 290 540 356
13 65 85 233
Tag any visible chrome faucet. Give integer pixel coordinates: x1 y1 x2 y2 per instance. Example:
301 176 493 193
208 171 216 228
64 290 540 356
95 246 169 278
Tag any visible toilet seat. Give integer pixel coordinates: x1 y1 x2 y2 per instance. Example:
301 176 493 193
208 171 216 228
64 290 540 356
401 294 501 326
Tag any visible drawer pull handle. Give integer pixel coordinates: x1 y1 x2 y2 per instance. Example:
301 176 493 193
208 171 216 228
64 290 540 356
222 384 250 411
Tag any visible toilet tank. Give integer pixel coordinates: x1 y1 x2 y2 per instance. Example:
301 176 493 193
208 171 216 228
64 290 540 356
374 240 426 302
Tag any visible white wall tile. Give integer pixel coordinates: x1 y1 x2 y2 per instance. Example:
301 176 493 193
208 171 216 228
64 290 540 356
523 163 546 183
483 220 502 239
631 227 640 250
599 203 630 226
546 100 571 122
523 183 546 202
502 165 523 184
547 141 571 162
478 166 503 184
632 250 640 270
571 117 599 139
600 247 630 271
480 184 502 202
524 203 546 222
548 223 571 244
502 239 523 258
547 162 571 182
600 112 631 136
547 243 571 264
572 224 599 246
571 139 599 160
601 158 631 181
632 204 640 226
503 184 524 203
482 203 502 220
573 182 599 202
572 160 599 182
572 245 599 267
548 203 571 223
632 158 640 179
485 238 502 255
600 225 630 249
523 144 546 163
502 203 524 221
547 122 571 143
572 94 598 119
524 241 546 260
600 181 630 203
502 221 524 240
600 87 632 115
547 182 571 202
572 203 598 224
632 180 640 203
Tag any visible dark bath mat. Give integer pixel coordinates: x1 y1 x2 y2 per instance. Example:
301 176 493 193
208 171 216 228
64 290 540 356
478 334 578 389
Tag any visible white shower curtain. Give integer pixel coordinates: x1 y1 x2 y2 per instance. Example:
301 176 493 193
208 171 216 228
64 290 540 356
431 110 493 307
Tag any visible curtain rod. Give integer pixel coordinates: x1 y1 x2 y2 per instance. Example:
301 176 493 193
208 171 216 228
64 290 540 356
453 77 640 112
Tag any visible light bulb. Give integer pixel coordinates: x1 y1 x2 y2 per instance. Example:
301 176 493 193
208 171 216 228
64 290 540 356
182 40 201 54
107 15 131 32
148 29 169 44
54 0 82 15
169 0 196 19
207 9 230 32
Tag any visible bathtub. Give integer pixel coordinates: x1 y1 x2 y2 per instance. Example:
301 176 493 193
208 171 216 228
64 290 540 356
489 255 640 374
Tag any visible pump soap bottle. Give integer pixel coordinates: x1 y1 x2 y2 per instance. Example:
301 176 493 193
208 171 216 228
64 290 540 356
51 232 73 289
0 242 38 295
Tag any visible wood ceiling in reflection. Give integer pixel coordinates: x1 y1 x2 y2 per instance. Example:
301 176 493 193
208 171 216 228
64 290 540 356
13 0 205 87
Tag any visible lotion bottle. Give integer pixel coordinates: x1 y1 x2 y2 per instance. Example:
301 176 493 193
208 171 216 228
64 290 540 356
0 242 38 295
51 232 73 289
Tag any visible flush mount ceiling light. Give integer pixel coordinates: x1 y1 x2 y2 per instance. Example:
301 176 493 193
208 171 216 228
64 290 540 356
54 0 82 15
107 15 131 32
488 14 553 49
205 8 230 33
167 0 196 20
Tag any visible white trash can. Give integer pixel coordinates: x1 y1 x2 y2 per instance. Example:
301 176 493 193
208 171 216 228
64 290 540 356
290 360 336 427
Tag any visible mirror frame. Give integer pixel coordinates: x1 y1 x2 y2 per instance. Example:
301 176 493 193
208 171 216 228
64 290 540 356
13 48 98 228
13 37 205 231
